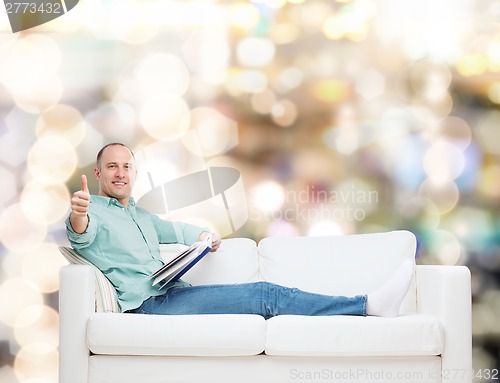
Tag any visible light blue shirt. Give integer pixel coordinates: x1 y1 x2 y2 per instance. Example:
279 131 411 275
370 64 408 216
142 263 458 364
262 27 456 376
65 195 206 312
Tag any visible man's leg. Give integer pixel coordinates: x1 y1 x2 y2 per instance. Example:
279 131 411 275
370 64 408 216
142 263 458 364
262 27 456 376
133 281 366 318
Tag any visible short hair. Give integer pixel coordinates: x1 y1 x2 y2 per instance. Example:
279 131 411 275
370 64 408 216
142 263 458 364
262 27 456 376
96 143 135 168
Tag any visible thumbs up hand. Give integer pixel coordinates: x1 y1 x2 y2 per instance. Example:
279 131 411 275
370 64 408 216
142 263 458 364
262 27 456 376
69 175 91 233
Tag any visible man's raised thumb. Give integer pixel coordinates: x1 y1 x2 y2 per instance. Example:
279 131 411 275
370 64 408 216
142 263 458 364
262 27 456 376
81 175 89 193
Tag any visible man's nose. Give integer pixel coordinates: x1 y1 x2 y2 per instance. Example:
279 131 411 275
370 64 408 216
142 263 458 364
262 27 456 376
115 168 126 178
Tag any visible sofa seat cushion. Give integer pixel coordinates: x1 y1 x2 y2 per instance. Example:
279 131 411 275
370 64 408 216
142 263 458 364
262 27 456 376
265 314 443 357
87 313 266 356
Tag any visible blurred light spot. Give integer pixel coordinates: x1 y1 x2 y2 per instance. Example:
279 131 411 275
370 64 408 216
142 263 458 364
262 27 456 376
251 89 277 114
147 1 226 28
136 53 190 97
73 126 105 168
0 165 16 208
456 53 488 76
234 70 268 93
335 178 378 214
256 0 286 8
35 104 86 146
182 107 238 157
325 105 361 155
0 278 43 327
266 220 300 237
473 291 500 337
430 230 462 265
12 74 62 114
273 67 304 93
20 181 70 225
288 1 331 33
487 37 500 64
476 110 500 155
109 0 159 44
455 143 482 192
409 60 451 102
311 79 351 103
271 99 298 127
0 35 62 113
0 35 61 91
418 179 460 215
14 305 58 350
423 142 465 184
0 204 47 253
269 22 300 44
251 181 285 213
13 343 58 382
478 163 500 200
237 38 276 68
488 81 500 104
307 220 343 236
140 95 190 141
1 108 37 167
22 243 67 293
133 160 178 203
355 69 385 100
181 30 230 85
85 101 137 143
229 3 260 29
443 207 494 253
27 136 78 185
0 366 17 383
424 92 454 119
432 116 471 150
322 5 371 41
1 250 24 279
291 149 340 181
399 197 441 230
12 304 44 329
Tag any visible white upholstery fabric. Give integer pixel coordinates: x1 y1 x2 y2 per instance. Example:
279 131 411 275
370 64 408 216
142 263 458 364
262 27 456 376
87 313 266 356
258 230 417 313
265 314 443 356
181 237 259 285
88 355 443 383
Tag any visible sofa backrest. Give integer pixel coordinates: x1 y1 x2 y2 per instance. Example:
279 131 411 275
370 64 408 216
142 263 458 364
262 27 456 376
258 230 417 313
182 238 259 285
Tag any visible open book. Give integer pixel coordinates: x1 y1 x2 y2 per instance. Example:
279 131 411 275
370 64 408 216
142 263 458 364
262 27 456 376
149 233 213 290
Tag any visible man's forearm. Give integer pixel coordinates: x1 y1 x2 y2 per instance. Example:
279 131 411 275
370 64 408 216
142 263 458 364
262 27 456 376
69 213 89 234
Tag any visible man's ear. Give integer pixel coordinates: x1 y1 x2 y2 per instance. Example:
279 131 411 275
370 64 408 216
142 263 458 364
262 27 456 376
94 167 101 180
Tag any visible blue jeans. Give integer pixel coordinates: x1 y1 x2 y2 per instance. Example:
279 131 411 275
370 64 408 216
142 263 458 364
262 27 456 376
130 281 367 319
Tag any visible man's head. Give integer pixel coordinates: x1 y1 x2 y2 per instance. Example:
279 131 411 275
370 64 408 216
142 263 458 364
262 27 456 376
94 143 137 207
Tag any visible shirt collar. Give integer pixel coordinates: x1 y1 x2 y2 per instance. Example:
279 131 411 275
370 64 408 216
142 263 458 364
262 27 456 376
90 195 136 209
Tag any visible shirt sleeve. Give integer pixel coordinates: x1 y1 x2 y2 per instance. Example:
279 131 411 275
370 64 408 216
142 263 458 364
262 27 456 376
151 215 208 245
65 213 99 250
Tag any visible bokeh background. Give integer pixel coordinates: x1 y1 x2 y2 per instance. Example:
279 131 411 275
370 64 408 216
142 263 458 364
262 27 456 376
1 0 499 382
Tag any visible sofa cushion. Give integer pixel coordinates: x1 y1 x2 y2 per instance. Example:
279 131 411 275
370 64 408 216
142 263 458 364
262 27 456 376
87 313 266 356
258 230 417 314
265 314 443 356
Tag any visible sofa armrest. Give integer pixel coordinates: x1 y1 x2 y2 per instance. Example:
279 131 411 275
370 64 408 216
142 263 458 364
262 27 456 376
416 265 472 383
59 264 95 383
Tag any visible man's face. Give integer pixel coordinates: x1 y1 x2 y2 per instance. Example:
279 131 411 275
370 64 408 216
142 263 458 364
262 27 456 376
94 145 137 206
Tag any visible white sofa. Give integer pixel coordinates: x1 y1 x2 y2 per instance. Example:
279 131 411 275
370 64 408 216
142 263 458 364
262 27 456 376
59 230 472 383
